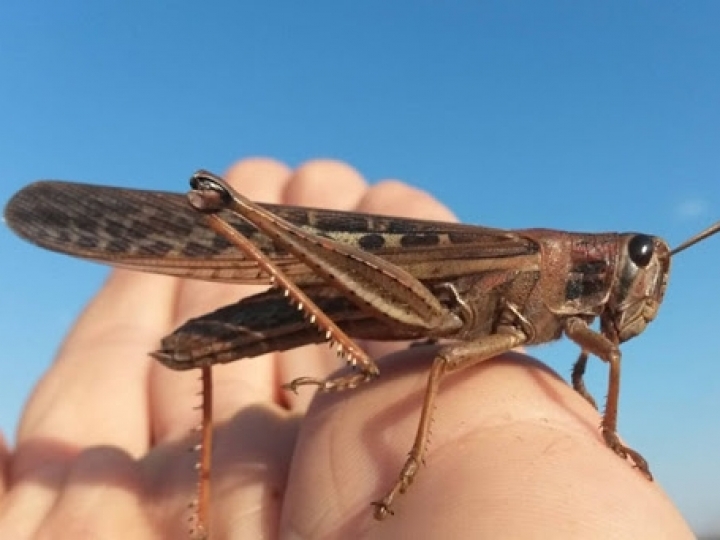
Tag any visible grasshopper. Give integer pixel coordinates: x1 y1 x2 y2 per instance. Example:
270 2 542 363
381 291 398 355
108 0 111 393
5 170 719 534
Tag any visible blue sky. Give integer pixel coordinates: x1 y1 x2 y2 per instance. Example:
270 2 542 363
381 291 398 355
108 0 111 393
1 1 719 534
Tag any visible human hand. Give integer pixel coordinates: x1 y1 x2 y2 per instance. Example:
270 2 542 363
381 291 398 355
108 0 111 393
0 158 693 539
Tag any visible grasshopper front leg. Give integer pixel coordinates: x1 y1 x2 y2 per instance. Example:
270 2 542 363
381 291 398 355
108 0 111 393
564 317 652 479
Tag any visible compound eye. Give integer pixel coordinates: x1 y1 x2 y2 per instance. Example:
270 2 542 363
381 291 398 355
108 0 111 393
628 234 654 267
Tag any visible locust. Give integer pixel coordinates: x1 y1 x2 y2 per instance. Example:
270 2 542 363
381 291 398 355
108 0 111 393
5 169 719 536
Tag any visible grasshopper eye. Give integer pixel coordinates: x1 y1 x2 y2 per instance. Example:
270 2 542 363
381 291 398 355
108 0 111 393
628 234 654 267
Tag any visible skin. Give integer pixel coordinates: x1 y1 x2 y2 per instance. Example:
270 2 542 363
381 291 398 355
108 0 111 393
0 158 694 539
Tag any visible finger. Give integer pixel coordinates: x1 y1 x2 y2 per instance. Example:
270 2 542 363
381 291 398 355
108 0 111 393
150 158 293 443
281 159 368 208
281 350 693 538
16 270 176 467
7 270 174 538
31 447 155 540
356 179 456 222
0 461 65 539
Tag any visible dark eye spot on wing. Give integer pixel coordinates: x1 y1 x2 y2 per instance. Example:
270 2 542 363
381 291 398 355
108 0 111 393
358 233 386 250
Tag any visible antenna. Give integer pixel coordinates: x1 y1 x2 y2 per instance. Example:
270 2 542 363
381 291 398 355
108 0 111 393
670 222 720 256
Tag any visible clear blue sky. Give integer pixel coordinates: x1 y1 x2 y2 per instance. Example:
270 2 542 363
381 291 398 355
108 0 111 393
1 1 719 535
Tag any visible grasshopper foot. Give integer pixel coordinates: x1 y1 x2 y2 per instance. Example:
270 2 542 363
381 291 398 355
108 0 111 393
371 454 421 520
371 500 394 520
602 428 653 480
283 372 377 393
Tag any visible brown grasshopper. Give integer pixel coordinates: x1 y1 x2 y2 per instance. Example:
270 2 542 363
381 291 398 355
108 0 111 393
5 169 720 533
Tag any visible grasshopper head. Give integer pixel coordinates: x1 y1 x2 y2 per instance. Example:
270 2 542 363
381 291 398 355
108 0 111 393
606 234 671 343
606 221 720 343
